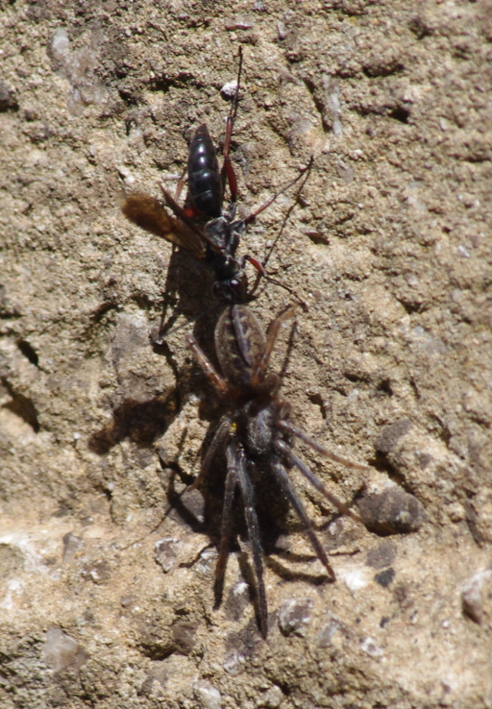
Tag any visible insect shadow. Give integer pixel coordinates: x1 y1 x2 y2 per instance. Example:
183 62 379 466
88 392 178 456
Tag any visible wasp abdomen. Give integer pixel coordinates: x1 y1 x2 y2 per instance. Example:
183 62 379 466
188 124 222 218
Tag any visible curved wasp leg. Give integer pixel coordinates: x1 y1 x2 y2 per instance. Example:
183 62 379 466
226 440 268 638
242 254 308 310
174 165 188 204
221 46 243 204
241 156 314 229
260 156 314 270
234 157 314 308
270 456 336 582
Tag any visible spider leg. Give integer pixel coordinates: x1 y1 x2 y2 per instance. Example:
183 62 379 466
186 333 231 397
275 439 362 523
226 440 268 638
252 305 297 386
187 415 233 492
270 455 336 582
278 420 368 472
214 443 240 613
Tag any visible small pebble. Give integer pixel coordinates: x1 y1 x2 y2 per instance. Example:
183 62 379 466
278 598 313 637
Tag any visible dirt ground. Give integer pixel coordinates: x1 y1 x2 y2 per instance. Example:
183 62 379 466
1 1 492 707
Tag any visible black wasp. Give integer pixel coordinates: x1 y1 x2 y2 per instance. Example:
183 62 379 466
122 47 312 307
186 304 367 638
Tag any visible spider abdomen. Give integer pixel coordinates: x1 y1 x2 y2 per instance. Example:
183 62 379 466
215 305 266 389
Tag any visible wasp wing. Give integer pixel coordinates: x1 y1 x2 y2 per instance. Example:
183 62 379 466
121 193 206 260
159 187 226 255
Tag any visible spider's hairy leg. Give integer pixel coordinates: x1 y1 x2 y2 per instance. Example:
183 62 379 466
187 415 233 492
275 438 362 523
186 333 231 396
270 456 336 581
278 420 368 472
254 305 297 384
227 440 268 639
214 442 239 612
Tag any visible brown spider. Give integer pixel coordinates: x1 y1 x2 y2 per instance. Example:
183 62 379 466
186 305 366 638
